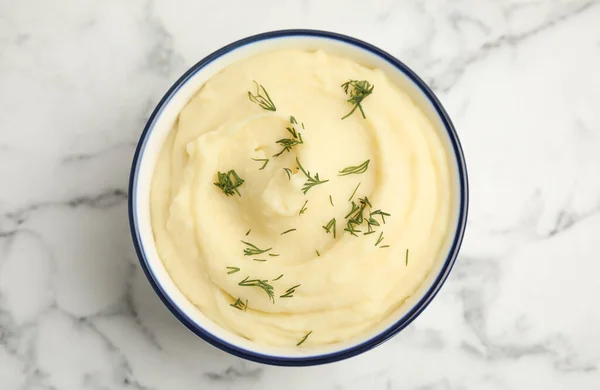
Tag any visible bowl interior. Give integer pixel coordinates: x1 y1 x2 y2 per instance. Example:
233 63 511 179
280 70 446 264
130 32 467 362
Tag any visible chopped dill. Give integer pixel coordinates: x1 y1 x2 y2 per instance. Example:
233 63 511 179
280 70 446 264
241 241 272 256
280 284 300 298
214 170 244 197
338 160 370 176
248 81 276 111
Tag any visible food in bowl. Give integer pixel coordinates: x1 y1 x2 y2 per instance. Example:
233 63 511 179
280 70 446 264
149 49 452 347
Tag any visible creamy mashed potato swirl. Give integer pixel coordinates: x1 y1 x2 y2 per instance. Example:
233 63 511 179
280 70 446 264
150 50 452 347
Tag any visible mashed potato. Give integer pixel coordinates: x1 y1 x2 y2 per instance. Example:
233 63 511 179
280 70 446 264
150 49 451 347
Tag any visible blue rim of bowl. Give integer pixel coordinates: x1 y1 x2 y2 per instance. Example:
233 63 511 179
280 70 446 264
128 29 468 366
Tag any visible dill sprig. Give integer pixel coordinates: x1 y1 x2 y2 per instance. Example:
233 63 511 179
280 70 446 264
291 116 304 128
349 182 361 201
405 249 409 265
280 284 300 298
344 197 372 236
361 196 372 208
297 331 312 346
241 240 272 256
281 228 297 235
283 168 293 180
380 245 390 248
366 207 391 233
299 200 308 215
251 157 269 170
214 170 244 197
253 258 267 262
370 209 390 224
315 249 320 256
344 201 360 219
343 195 391 237
322 218 337 239
375 232 384 246
272 274 284 281
296 157 329 194
274 116 304 157
226 266 240 274
238 276 275 303
269 253 280 257
230 298 248 311
344 201 364 237
344 221 362 236
245 229 251 236
338 160 370 176
366 215 380 233
248 81 276 111
341 80 374 119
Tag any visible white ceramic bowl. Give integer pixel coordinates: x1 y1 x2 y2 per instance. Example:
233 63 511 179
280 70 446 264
128 30 468 366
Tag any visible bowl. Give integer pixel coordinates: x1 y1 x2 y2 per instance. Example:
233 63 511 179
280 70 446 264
128 29 468 366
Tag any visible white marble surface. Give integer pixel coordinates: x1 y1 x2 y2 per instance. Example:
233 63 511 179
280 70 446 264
1 0 600 388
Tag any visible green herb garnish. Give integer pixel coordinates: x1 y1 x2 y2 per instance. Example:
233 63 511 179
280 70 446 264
315 249 320 256
344 222 362 236
299 200 308 215
269 253 280 257
338 160 370 176
361 196 372 208
241 241 272 256
290 116 304 129
349 182 361 201
272 274 284 281
345 201 360 219
344 197 390 237
329 195 334 207
281 229 297 235
380 245 390 248
280 284 300 298
283 168 293 180
245 229 251 236
366 216 380 233
214 170 244 197
296 157 329 194
226 266 240 274
253 258 267 262
370 210 390 224
405 249 409 265
274 116 304 157
375 232 384 246
248 81 276 111
251 157 269 170
344 197 371 236
230 298 247 311
341 80 374 119
238 276 275 303
322 218 337 239
297 331 312 346
366 208 391 233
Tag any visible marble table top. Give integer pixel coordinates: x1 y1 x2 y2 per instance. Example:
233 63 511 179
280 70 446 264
1 0 599 389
